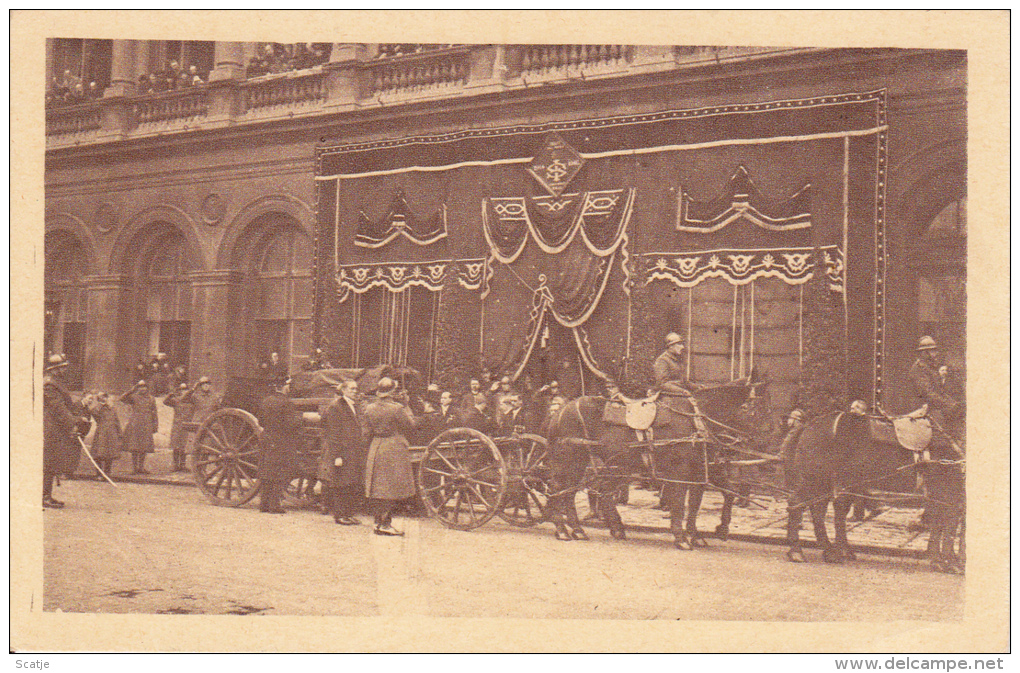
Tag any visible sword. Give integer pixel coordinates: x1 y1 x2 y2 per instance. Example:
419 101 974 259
76 435 119 488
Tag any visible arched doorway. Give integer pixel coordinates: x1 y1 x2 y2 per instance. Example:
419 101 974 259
909 197 967 386
240 215 313 375
135 227 196 377
45 230 89 390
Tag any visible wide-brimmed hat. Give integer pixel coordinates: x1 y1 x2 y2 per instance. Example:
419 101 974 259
44 353 69 372
665 332 684 347
376 377 396 397
916 335 938 351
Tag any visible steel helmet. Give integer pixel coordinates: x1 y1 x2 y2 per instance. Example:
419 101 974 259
917 335 938 351
665 332 684 347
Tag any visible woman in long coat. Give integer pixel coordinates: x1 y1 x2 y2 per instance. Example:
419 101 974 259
119 380 158 475
87 392 122 478
363 377 418 536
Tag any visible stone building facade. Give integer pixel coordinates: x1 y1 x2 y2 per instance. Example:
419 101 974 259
45 41 965 415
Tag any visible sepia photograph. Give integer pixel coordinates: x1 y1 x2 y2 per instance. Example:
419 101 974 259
10 10 1009 655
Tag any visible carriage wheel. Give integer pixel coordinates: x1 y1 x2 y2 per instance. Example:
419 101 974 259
417 427 507 531
497 433 551 527
192 409 262 507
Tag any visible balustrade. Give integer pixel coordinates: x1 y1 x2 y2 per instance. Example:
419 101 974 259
46 102 103 136
518 44 631 75
133 87 209 126
365 48 470 96
242 70 327 113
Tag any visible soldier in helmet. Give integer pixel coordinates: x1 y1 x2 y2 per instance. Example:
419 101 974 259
363 377 419 536
653 332 694 396
909 336 964 443
43 354 90 508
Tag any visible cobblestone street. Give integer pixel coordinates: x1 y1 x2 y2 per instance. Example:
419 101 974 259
44 480 963 621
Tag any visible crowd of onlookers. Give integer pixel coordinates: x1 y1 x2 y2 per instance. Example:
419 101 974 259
46 70 102 108
246 42 332 77
135 60 208 94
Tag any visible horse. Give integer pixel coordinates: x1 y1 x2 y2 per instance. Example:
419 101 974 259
785 410 965 573
545 375 773 549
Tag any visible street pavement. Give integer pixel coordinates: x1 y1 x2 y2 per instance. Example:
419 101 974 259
43 480 963 620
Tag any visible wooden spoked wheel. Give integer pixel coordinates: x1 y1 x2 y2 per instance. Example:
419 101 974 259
496 433 552 527
418 427 507 531
192 409 262 507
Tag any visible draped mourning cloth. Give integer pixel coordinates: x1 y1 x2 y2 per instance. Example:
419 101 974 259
482 188 635 379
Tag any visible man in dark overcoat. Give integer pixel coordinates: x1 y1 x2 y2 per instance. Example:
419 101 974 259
318 379 366 525
43 354 89 508
257 377 302 514
363 377 419 536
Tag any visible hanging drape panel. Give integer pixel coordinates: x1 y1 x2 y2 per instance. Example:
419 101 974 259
483 189 634 259
481 189 634 379
354 190 448 248
334 258 485 303
676 165 812 233
641 245 844 289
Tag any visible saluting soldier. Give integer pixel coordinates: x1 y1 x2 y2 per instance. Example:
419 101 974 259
653 332 694 396
119 380 158 475
363 377 419 536
163 382 194 472
43 354 90 508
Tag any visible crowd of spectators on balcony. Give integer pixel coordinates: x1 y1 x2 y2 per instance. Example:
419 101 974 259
375 44 456 59
136 60 208 95
46 70 102 108
246 42 332 77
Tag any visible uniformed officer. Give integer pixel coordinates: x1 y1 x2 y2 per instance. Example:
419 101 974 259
43 354 90 508
653 332 693 396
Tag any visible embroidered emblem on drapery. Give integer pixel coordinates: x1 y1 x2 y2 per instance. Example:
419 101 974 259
641 245 842 288
526 132 586 196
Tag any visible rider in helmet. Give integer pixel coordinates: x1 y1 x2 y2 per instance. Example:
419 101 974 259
653 332 694 396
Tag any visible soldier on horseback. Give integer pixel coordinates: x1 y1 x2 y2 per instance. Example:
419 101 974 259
652 332 693 396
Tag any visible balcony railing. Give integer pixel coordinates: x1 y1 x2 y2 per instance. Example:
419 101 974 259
364 47 470 96
518 44 632 76
133 87 209 126
46 45 816 149
46 101 103 137
242 69 327 114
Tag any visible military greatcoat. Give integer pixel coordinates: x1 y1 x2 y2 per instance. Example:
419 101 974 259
120 390 158 454
43 375 87 475
363 397 418 500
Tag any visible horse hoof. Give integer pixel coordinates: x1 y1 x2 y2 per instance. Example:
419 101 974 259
692 535 709 548
554 531 573 542
822 548 844 564
786 550 807 563
844 548 857 561
714 524 729 541
674 538 692 551
610 528 627 540
571 529 590 541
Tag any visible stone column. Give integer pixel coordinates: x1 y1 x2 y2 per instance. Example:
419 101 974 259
100 40 139 137
45 38 54 89
323 43 369 110
186 270 243 385
209 40 245 82
84 274 134 391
